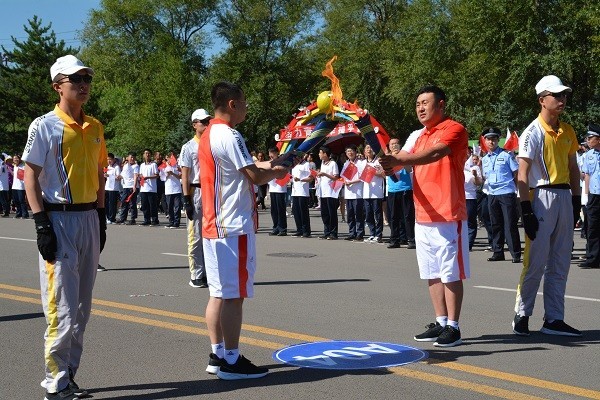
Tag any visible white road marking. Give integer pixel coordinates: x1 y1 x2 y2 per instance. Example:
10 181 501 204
473 285 600 302
0 236 36 242
161 252 187 257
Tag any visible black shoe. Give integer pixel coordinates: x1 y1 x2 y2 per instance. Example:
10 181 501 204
398 240 408 246
344 236 356 241
139 222 150 226
45 386 79 400
206 353 225 375
189 279 208 288
126 219 136 225
151 221 160 226
387 243 400 249
540 320 582 337
406 243 416 249
327 236 338 240
354 236 364 242
302 234 312 238
414 322 444 342
434 325 462 347
512 314 530 336
579 262 600 269
97 264 107 272
487 254 505 261
291 232 303 237
217 355 269 380
268 231 278 236
512 258 521 263
68 368 87 397
277 231 287 236
318 235 329 240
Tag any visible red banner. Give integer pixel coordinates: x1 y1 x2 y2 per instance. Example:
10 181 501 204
279 121 360 142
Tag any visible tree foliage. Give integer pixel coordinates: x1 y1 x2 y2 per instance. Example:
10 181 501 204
2 0 600 157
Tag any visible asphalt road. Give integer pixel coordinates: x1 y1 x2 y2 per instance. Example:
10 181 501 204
1 207 599 400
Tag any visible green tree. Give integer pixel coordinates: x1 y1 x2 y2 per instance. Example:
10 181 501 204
0 16 77 154
80 0 218 156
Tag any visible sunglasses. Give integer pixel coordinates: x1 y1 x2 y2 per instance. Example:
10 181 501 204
60 74 93 84
194 118 211 125
544 91 567 99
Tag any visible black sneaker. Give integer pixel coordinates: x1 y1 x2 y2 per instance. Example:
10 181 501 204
512 314 530 336
540 320 582 337
434 325 462 347
45 386 79 400
318 235 329 240
189 279 208 288
406 243 416 249
126 219 136 225
414 322 444 342
217 355 269 380
97 264 107 272
206 353 225 375
344 236 356 241
68 368 88 397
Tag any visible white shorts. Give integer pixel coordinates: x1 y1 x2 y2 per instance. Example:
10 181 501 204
415 220 470 283
203 232 256 299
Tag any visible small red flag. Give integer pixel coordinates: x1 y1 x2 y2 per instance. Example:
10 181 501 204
309 169 318 178
341 162 358 180
504 129 519 151
139 176 146 187
479 136 489 154
359 164 377 183
125 191 135 203
275 174 291 186
17 168 24 180
169 155 177 167
329 178 344 192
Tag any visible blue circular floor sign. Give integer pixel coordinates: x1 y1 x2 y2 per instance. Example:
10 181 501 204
273 341 427 370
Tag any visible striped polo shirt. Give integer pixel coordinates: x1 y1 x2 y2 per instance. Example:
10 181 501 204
22 105 107 204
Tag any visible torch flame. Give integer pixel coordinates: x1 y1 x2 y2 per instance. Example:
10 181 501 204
321 56 343 112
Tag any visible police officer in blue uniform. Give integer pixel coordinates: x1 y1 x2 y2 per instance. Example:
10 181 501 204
580 124 600 269
481 127 522 263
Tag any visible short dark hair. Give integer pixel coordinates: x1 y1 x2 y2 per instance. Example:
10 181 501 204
345 144 357 151
107 152 115 158
211 81 244 110
319 145 332 157
268 147 279 154
417 85 446 103
127 151 136 157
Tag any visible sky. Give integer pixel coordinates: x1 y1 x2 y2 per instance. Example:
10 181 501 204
0 0 101 53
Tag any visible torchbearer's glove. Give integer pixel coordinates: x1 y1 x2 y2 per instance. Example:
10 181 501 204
33 212 57 261
184 195 194 220
572 195 581 229
97 208 107 253
520 201 539 241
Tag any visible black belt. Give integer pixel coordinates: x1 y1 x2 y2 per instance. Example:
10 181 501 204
190 183 201 188
44 202 97 212
535 184 571 190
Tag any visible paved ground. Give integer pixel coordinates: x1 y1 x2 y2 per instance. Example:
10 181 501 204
1 206 599 400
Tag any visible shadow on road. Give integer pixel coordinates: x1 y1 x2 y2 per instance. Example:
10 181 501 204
0 312 44 322
255 278 370 286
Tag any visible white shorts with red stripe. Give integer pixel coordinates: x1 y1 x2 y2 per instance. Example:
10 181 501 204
203 232 256 299
414 220 470 283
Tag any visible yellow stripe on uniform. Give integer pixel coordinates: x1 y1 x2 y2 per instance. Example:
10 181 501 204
43 261 60 385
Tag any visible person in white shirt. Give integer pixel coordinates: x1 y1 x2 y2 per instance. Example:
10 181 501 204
11 154 28 218
317 145 340 240
464 154 483 251
362 145 386 243
164 151 182 228
291 155 313 237
138 149 160 225
116 152 139 224
0 156 10 216
340 144 366 241
267 147 288 236
104 153 121 224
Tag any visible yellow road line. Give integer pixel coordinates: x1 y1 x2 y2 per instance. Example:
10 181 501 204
2 285 600 399
388 367 547 400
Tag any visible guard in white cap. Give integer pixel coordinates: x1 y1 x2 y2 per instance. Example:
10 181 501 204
180 108 212 288
512 75 582 338
22 55 106 400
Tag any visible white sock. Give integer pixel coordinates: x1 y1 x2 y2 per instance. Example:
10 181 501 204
211 342 224 359
447 319 459 329
436 316 448 327
224 348 240 365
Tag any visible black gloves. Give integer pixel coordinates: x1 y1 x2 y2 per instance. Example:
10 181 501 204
33 212 57 261
184 195 194 220
520 201 539 241
97 208 107 253
572 195 581 229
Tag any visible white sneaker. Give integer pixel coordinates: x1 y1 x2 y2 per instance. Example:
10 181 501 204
364 236 374 242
